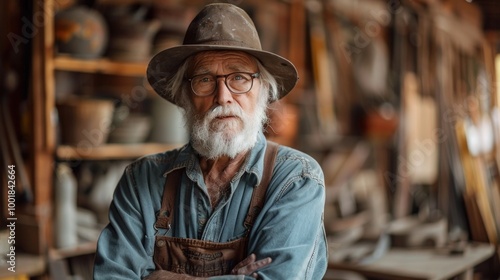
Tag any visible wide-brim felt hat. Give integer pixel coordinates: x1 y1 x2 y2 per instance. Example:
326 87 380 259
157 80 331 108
147 3 298 105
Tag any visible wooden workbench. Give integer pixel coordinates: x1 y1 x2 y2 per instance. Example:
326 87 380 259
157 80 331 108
329 242 495 280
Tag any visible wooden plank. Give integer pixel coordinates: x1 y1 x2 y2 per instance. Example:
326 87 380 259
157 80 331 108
49 241 97 260
455 120 499 244
29 0 54 253
96 0 154 5
44 0 55 153
53 56 147 76
308 4 336 137
463 193 490 243
496 48 500 109
287 0 306 101
56 143 181 160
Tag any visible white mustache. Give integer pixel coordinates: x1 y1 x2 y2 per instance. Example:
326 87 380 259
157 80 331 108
207 105 244 120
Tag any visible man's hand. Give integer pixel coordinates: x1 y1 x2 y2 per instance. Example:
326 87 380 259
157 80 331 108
231 254 272 278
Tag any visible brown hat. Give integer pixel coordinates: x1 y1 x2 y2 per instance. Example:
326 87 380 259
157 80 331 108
147 3 298 105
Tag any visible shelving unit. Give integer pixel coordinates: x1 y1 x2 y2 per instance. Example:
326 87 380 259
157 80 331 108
52 54 182 161
47 0 185 239
52 55 169 162
29 0 187 259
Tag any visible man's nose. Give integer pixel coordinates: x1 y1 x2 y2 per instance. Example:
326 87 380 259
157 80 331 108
214 78 233 105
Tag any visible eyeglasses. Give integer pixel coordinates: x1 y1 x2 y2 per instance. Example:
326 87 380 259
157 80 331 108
187 72 260 97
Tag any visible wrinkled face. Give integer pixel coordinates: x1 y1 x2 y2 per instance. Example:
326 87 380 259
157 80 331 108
189 51 260 130
183 51 268 159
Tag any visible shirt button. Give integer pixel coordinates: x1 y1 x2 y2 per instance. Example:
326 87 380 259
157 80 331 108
156 240 166 247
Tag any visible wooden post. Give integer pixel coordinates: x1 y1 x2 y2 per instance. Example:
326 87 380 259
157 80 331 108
287 0 306 100
27 0 56 254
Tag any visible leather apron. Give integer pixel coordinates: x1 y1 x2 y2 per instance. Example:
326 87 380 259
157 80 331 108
153 142 279 277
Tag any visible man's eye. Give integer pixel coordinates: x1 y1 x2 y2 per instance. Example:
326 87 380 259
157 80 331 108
232 74 250 81
198 76 213 83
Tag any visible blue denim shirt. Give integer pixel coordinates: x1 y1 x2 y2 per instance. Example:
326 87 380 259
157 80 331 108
94 132 327 279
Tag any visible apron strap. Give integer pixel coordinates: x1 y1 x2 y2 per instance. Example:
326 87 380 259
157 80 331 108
244 141 279 229
155 141 280 231
155 168 182 230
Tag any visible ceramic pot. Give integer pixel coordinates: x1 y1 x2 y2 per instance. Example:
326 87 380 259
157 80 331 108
56 98 114 146
108 114 152 144
107 5 160 62
55 5 108 59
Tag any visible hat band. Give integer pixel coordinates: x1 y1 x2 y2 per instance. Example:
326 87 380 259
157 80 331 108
186 40 261 50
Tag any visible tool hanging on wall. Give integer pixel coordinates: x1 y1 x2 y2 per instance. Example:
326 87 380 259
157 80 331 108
308 0 338 139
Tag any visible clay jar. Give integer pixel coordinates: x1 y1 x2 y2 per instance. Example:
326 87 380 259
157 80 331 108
55 5 108 59
56 98 115 147
106 5 160 62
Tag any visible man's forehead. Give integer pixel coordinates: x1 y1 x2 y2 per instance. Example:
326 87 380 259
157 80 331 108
190 51 257 70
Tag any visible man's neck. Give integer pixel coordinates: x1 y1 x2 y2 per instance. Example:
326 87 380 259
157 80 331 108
199 151 248 178
199 151 249 209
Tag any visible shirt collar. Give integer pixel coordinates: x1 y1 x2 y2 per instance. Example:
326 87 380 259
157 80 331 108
162 131 269 187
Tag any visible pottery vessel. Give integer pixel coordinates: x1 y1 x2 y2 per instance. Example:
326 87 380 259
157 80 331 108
55 6 108 59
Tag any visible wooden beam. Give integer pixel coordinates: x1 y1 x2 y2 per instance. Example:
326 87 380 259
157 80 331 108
287 0 306 101
29 0 54 254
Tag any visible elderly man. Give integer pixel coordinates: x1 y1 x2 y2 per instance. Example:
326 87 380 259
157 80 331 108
94 3 327 280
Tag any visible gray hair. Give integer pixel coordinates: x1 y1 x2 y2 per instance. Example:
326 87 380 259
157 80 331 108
164 55 280 109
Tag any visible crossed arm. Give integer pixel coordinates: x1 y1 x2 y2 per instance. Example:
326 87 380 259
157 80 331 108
143 254 272 280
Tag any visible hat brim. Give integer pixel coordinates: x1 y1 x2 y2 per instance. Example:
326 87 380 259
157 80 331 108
147 45 299 105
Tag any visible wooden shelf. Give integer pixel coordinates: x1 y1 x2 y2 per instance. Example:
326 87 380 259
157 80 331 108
50 241 97 260
0 253 46 278
53 56 148 77
56 143 182 160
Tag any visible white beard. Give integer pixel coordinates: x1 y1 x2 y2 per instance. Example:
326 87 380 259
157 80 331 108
186 101 267 159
